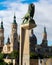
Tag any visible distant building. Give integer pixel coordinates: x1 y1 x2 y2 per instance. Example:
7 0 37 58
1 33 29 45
0 15 52 65
10 14 18 52
1 14 19 65
30 29 37 52
34 27 52 57
3 14 19 54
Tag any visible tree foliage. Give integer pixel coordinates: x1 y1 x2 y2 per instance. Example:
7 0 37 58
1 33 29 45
9 50 19 59
0 59 8 65
0 53 4 60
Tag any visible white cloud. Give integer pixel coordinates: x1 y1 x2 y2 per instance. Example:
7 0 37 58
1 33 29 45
34 0 52 45
0 0 52 45
0 2 28 43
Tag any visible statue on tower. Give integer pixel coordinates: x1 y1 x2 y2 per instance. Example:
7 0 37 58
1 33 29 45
22 3 37 27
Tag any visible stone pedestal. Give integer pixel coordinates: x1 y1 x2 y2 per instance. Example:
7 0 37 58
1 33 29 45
19 3 37 64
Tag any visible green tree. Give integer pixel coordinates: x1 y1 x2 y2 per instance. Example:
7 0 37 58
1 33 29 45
0 53 8 65
0 53 4 60
9 50 19 59
0 59 8 65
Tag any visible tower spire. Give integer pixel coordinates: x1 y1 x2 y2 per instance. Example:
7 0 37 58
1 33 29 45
1 20 4 29
44 26 47 40
41 27 48 47
13 13 16 24
6 37 10 44
44 27 46 34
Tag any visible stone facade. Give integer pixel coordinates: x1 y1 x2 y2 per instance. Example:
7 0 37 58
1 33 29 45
39 58 52 65
10 14 18 52
2 14 18 53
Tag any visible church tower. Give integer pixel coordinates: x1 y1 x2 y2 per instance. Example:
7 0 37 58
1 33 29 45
41 27 48 47
0 21 4 52
10 14 18 52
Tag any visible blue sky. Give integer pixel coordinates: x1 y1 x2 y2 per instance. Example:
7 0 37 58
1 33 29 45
0 0 38 3
0 0 17 2
20 0 39 3
0 0 39 10
0 0 52 46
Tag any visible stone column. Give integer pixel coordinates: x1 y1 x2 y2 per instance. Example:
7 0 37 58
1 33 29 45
19 22 37 65
19 3 37 65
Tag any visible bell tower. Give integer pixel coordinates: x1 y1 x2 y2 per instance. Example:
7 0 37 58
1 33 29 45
0 21 4 52
10 14 18 52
